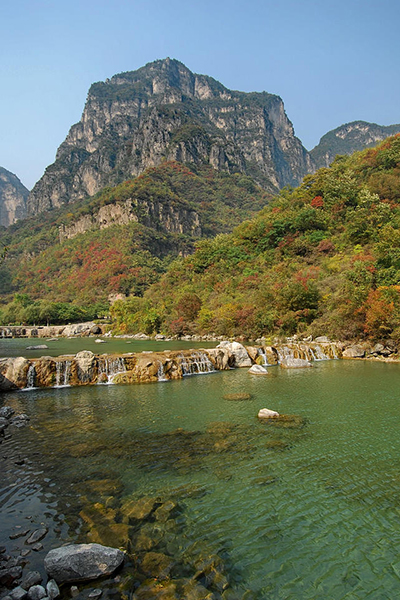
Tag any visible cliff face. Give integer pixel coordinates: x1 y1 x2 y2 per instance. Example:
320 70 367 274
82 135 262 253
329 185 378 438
310 121 400 168
0 167 29 227
58 196 201 242
28 58 313 216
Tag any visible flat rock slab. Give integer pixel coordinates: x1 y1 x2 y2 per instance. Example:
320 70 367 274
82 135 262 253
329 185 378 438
44 543 124 583
26 528 48 545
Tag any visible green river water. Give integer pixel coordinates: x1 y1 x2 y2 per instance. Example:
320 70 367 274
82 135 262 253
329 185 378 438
2 358 400 599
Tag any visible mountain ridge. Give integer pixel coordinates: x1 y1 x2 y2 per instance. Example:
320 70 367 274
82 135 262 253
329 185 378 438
27 58 313 216
310 120 400 168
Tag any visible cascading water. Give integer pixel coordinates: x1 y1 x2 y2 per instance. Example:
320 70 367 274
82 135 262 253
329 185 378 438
98 356 126 384
276 343 337 363
55 360 71 387
157 361 168 382
257 348 269 366
179 352 215 376
26 364 36 389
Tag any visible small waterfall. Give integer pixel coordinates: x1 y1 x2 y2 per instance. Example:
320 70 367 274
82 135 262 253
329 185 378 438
179 352 215 376
257 348 269 366
276 346 294 364
98 356 126 384
55 360 71 387
157 361 168 382
313 345 329 361
276 342 337 363
26 364 36 389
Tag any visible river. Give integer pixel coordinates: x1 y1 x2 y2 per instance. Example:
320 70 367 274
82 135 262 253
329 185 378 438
1 358 400 599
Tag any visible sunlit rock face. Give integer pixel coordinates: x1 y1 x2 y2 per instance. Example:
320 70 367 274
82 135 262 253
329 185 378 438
0 167 29 226
28 58 313 216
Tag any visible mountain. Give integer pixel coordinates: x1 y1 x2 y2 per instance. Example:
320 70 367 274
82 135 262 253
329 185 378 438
27 58 313 217
0 167 29 227
109 135 400 341
310 121 400 168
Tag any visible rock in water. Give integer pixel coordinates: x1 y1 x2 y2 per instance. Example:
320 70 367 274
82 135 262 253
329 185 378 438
280 358 311 368
258 408 279 419
248 364 268 375
25 345 48 350
44 543 124 583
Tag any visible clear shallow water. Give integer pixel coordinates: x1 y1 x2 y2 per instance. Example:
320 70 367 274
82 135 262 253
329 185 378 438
2 360 400 599
0 337 217 358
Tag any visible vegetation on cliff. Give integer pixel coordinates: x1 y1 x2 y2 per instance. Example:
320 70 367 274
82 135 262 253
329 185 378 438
110 135 400 341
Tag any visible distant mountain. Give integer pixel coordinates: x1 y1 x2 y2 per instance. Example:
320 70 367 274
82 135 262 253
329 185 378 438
310 121 400 168
0 167 28 227
27 58 313 217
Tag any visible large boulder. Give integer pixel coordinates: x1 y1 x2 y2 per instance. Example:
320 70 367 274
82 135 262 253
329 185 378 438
217 342 252 367
205 348 230 370
73 351 96 383
342 345 365 359
0 357 30 390
44 543 124 583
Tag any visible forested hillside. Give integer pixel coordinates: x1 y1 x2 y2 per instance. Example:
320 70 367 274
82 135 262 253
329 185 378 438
110 135 400 341
0 162 269 324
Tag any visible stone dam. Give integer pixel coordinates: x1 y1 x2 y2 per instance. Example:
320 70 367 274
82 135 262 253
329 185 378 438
0 341 342 392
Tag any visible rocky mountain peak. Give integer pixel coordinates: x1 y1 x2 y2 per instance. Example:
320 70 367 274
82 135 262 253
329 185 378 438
310 120 400 168
27 58 313 218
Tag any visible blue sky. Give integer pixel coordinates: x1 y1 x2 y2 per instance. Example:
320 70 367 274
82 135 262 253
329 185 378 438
1 0 399 189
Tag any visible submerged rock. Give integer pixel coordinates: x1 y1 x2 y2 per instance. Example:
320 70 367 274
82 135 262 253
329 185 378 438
44 543 124 583
223 393 252 401
0 406 15 419
279 358 311 368
258 408 279 419
120 496 158 523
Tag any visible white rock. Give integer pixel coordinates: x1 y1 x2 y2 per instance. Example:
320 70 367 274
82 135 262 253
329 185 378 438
258 408 279 419
217 341 252 367
248 364 268 375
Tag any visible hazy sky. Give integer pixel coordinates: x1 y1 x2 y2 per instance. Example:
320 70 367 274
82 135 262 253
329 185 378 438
1 0 399 190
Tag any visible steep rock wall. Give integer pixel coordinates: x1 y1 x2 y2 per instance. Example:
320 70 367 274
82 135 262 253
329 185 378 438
28 59 313 216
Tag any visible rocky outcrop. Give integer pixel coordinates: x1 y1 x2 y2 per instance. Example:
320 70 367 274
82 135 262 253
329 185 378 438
59 197 201 242
28 58 313 216
44 544 124 583
310 121 400 168
0 167 29 227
